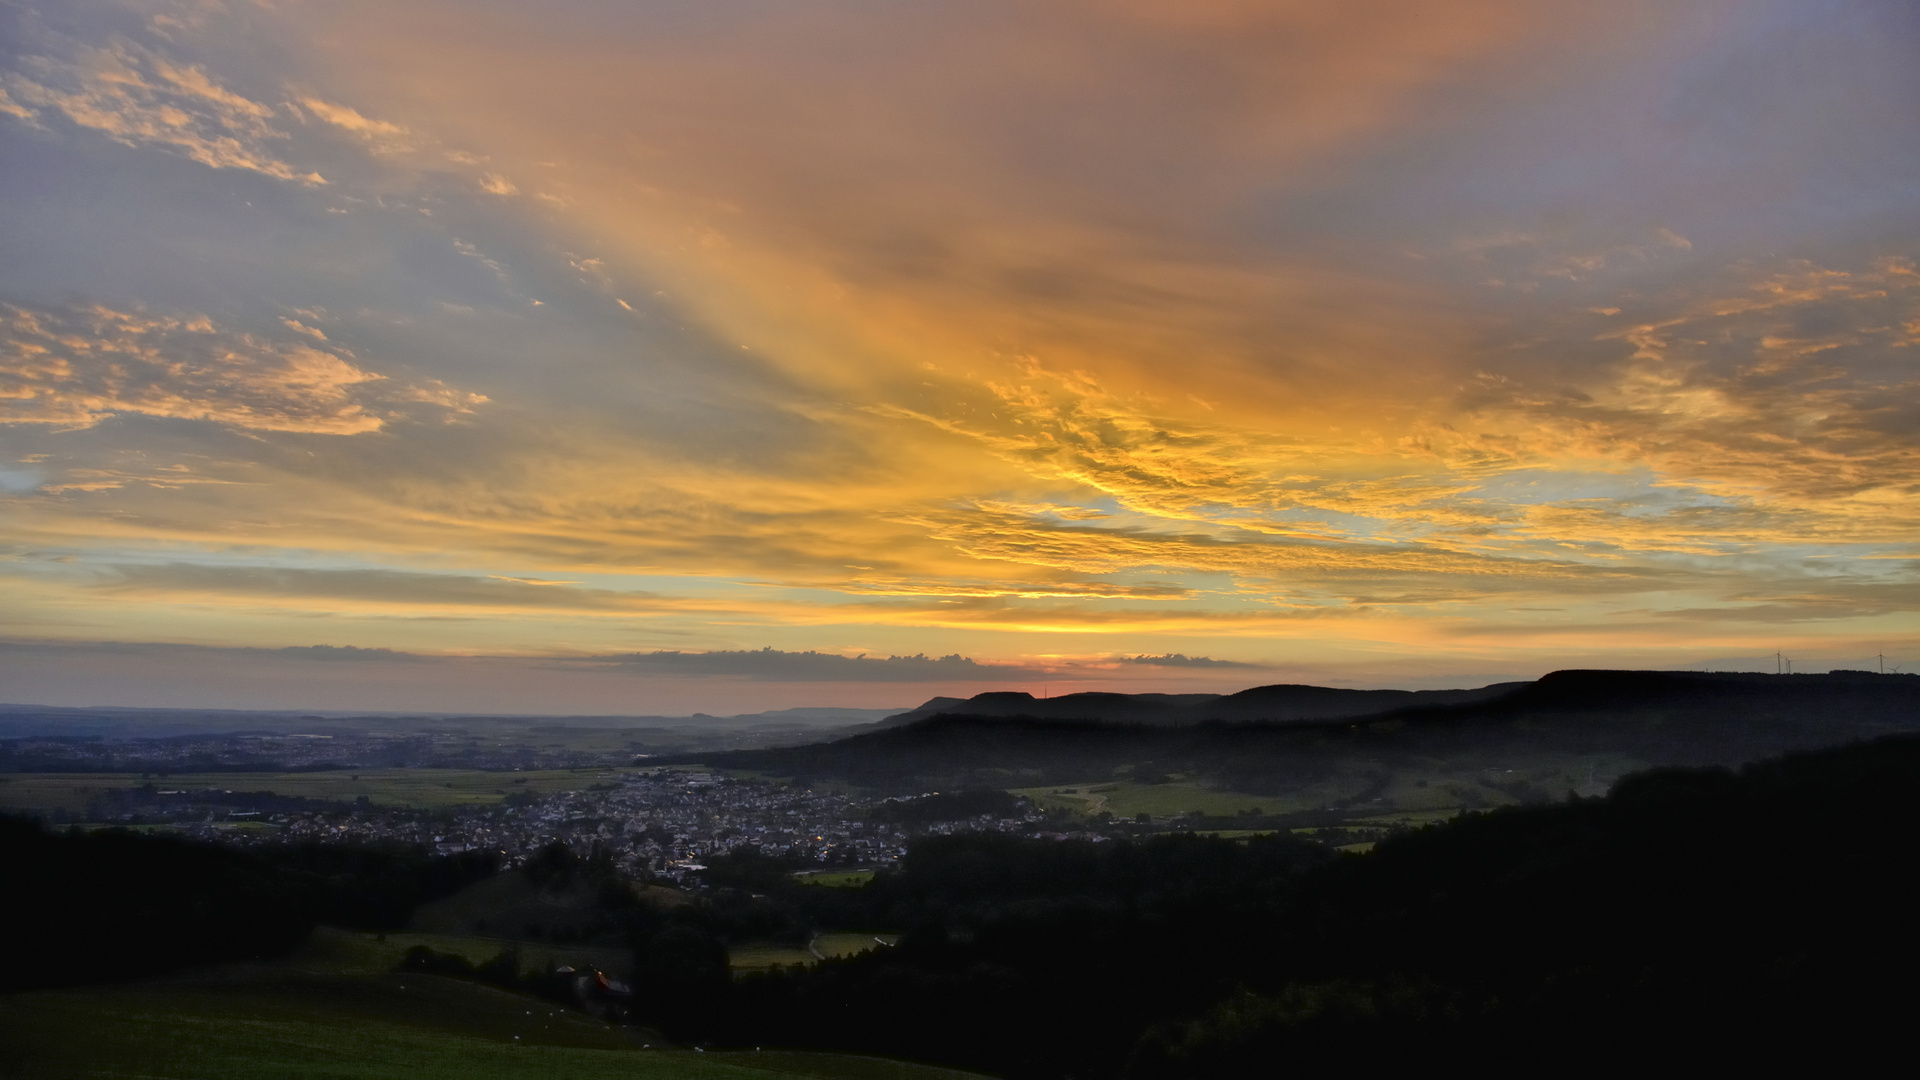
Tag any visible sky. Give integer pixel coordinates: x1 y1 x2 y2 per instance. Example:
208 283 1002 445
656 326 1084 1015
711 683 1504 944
2 0 1918 713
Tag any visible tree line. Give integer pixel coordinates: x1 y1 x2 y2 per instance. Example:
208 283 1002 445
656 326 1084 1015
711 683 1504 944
1 820 495 992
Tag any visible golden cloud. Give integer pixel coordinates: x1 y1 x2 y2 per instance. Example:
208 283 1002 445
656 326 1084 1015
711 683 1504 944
4 39 324 182
0 302 485 434
295 96 407 140
1440 257 1920 541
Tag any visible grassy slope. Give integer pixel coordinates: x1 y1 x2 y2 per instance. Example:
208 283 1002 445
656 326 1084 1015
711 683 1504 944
304 925 626 979
814 933 899 959
408 871 635 946
729 943 819 973
0 928 989 1080
794 869 876 888
730 932 899 975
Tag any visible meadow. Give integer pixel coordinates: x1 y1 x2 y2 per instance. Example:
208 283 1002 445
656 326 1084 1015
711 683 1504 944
1014 780 1276 819
303 926 626 980
813 933 900 959
728 932 900 975
1010 750 1644 824
795 869 877 888
0 926 987 1080
728 943 818 974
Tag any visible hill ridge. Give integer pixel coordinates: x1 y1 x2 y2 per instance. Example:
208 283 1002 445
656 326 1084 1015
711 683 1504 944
681 669 1920 798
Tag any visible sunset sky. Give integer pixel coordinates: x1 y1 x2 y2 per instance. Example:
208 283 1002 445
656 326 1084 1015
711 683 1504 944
3 0 1917 713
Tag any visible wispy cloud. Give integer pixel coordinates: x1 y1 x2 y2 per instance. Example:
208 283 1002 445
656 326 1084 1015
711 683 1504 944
582 648 1040 682
0 301 484 434
1438 257 1920 538
88 563 659 613
1115 653 1264 669
294 95 407 144
3 39 323 182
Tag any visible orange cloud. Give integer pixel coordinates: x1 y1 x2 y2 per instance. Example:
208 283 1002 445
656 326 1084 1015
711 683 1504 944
5 39 324 182
0 302 485 435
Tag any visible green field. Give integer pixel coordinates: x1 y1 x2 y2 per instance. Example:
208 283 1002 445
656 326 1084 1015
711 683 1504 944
1190 829 1279 840
1010 752 1647 825
729 932 899 975
0 928 990 1080
300 927 625 980
729 942 819 974
813 933 899 960
0 768 631 813
1014 780 1278 819
794 869 876 888
1343 808 1472 828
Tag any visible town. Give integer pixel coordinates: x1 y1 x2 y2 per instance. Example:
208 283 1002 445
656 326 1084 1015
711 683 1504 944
39 768 1062 883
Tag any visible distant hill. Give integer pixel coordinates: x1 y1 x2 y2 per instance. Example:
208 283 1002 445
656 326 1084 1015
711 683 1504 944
681 671 1920 798
875 682 1525 727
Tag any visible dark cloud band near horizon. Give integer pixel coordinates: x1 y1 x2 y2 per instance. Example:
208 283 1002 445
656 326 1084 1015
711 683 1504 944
0 639 1279 711
1 0 1915 712
0 638 1895 716
0 639 1254 681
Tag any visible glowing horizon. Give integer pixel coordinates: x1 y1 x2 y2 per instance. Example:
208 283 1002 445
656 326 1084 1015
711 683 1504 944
2 0 1916 711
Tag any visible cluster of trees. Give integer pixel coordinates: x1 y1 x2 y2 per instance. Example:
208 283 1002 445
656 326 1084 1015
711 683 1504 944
2 820 496 992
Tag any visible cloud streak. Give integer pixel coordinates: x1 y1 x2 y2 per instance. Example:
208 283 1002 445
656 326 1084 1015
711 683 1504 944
0 302 484 434
582 648 1039 683
1116 653 1264 670
4 38 323 182
86 563 661 612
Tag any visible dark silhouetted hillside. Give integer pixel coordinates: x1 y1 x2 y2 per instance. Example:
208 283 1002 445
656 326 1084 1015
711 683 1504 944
874 682 1526 728
675 734 1920 1075
684 671 1920 793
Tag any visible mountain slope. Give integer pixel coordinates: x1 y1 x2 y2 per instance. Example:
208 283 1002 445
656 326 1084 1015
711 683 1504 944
687 671 1920 801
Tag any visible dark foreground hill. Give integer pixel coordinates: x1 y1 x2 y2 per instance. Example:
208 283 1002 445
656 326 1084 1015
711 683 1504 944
686 670 1920 797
